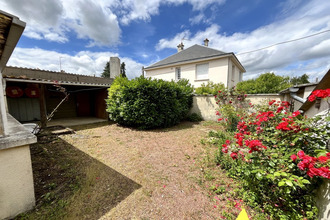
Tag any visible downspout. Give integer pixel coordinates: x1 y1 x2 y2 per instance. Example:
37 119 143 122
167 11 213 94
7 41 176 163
227 58 230 87
289 87 306 103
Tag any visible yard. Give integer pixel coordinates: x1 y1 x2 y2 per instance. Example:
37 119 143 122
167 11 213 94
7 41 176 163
19 121 252 219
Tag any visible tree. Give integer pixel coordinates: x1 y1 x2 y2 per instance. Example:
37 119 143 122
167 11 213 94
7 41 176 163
290 73 310 85
236 72 292 94
120 62 126 78
101 61 110 78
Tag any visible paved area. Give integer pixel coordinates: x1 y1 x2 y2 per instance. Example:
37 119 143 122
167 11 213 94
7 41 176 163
47 117 108 127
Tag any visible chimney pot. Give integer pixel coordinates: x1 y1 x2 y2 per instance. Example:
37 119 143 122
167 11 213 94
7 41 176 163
177 42 184 52
204 38 209 47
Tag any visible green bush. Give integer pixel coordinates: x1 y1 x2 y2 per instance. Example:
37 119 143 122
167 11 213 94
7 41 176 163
195 81 225 95
106 76 193 129
187 113 203 122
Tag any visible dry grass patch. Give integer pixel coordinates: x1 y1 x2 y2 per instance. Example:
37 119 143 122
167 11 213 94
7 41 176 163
17 121 253 219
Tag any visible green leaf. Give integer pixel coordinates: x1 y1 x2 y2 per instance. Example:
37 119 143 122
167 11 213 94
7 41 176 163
278 181 285 187
302 179 311 184
269 161 275 167
286 180 293 187
256 173 263 180
274 172 281 177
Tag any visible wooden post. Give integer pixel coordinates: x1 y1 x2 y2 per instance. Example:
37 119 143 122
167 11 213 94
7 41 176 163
39 84 47 128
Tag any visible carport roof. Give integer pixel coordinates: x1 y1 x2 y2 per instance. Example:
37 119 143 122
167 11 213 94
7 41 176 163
3 66 113 87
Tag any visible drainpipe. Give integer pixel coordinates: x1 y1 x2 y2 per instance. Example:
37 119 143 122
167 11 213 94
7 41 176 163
289 87 306 103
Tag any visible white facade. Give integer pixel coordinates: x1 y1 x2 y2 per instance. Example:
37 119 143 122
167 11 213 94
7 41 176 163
145 56 243 88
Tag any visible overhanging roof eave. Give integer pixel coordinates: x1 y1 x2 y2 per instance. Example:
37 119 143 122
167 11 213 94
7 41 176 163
0 11 25 72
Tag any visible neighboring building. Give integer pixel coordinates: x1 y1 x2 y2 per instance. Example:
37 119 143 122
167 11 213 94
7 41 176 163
299 69 330 118
279 82 318 112
0 10 37 220
279 69 329 117
3 66 114 127
144 39 246 88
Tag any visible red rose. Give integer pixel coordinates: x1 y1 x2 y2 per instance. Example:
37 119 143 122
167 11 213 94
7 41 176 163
297 150 305 159
230 152 238 160
291 154 297 162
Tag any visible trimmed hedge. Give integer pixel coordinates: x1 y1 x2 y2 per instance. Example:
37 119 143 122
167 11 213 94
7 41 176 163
106 76 193 129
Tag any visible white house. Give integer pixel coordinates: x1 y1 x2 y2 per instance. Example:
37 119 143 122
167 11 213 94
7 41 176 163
144 39 246 88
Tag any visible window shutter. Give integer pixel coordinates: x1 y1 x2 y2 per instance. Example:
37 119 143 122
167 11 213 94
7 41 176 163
196 63 209 80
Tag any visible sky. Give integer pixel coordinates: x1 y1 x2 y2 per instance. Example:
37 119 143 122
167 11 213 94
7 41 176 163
1 0 330 81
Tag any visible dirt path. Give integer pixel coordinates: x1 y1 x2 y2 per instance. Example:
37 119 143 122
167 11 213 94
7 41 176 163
61 121 221 219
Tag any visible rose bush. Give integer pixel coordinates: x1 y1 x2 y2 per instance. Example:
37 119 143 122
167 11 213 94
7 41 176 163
215 87 249 131
213 89 330 219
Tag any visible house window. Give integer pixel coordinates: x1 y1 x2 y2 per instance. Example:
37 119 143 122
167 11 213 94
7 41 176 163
175 67 181 81
196 63 209 80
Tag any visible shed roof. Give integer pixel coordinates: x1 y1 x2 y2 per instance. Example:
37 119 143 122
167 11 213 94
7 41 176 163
144 44 245 72
3 66 113 87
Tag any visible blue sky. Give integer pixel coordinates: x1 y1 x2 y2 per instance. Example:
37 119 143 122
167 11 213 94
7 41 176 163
1 0 330 81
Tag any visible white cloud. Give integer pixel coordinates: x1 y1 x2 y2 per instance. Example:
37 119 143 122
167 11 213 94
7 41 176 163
0 0 225 45
7 47 143 79
0 0 120 46
189 13 212 25
155 0 330 79
119 0 225 25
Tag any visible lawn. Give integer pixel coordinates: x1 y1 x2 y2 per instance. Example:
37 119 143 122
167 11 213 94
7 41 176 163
17 121 258 219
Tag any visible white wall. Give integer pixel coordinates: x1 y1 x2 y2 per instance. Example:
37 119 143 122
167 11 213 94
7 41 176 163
0 145 35 219
145 58 230 88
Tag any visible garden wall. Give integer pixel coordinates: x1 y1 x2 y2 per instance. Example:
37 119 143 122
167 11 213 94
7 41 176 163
190 94 283 121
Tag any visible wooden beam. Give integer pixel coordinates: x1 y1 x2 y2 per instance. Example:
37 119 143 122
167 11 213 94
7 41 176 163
39 84 47 128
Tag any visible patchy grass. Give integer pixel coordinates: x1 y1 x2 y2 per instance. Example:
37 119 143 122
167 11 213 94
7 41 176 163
16 121 260 219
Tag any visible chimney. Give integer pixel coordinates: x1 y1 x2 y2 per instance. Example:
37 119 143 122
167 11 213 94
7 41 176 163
204 38 209 47
177 42 184 52
110 57 120 78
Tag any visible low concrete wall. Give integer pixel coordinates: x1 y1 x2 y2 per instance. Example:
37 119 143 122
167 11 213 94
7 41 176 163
246 94 283 105
190 94 283 121
316 179 330 220
0 145 35 219
0 114 36 219
189 95 218 121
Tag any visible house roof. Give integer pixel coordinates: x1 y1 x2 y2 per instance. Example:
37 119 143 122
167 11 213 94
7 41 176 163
144 44 246 72
0 10 25 72
300 69 330 113
3 66 113 87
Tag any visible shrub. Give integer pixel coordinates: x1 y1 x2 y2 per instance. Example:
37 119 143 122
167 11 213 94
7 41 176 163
212 91 330 219
195 81 225 95
187 113 203 122
106 76 193 129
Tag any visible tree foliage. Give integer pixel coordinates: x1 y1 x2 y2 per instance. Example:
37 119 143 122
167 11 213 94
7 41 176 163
236 72 292 94
101 61 110 78
290 73 310 85
120 62 126 78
